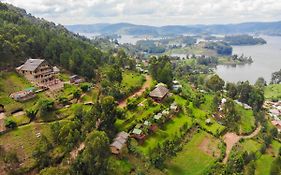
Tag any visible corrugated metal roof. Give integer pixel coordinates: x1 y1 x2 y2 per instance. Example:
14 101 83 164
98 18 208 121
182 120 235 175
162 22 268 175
18 59 45 71
149 85 169 98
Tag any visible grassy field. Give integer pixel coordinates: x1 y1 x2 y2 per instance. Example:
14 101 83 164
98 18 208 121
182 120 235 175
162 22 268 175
264 84 281 100
8 114 30 126
241 139 262 153
236 105 255 134
80 88 99 103
0 122 52 168
166 131 221 175
255 155 275 175
121 71 145 93
271 140 281 155
242 139 281 175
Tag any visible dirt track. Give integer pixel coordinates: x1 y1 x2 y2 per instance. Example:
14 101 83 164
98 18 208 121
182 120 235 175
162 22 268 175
118 75 152 108
223 124 261 163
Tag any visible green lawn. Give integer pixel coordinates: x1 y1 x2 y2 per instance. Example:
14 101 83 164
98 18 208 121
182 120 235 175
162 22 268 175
8 114 30 126
265 84 281 100
271 140 281 156
236 105 255 134
254 140 280 175
255 155 275 175
241 139 262 153
121 71 145 93
80 88 99 103
166 131 221 175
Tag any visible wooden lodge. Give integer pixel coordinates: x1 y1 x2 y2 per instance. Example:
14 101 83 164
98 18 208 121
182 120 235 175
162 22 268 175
16 59 62 90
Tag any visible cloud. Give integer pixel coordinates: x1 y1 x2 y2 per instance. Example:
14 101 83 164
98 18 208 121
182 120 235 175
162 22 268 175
2 0 281 25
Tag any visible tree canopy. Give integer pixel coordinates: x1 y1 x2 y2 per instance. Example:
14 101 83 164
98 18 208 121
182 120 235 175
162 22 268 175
149 55 174 87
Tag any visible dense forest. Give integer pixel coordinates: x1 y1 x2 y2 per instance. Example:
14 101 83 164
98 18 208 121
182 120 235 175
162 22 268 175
0 2 121 80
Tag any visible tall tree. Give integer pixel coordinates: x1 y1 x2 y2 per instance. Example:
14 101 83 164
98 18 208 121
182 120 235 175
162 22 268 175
71 131 110 175
206 74 225 92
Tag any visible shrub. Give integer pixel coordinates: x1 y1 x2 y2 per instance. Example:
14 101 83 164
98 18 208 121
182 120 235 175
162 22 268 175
26 109 37 121
4 118 17 128
80 83 91 92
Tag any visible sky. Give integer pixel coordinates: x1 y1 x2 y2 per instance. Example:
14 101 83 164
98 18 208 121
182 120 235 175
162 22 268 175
2 0 281 26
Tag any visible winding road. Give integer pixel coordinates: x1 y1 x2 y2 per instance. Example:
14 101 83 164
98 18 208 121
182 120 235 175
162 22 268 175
223 124 261 163
118 75 152 108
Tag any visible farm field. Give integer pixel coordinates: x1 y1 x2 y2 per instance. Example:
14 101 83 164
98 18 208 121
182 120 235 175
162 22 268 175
166 131 222 175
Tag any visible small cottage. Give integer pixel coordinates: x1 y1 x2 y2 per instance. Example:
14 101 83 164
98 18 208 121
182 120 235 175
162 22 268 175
132 128 146 140
110 131 129 154
70 75 84 84
149 85 169 102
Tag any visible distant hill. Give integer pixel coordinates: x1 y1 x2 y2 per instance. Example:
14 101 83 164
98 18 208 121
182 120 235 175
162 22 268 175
66 21 281 36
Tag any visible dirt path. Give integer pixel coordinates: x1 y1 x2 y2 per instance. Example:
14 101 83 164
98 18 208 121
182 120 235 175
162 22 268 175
222 124 261 163
0 112 6 132
118 75 152 108
69 142 85 162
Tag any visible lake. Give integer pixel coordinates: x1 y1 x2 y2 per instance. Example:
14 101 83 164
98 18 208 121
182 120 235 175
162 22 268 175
215 35 281 84
80 32 281 84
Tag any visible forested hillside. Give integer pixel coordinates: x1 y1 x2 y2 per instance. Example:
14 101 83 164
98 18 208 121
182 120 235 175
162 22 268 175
0 2 109 80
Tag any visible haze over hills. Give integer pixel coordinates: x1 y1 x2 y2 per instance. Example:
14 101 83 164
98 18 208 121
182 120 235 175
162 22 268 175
66 21 281 36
